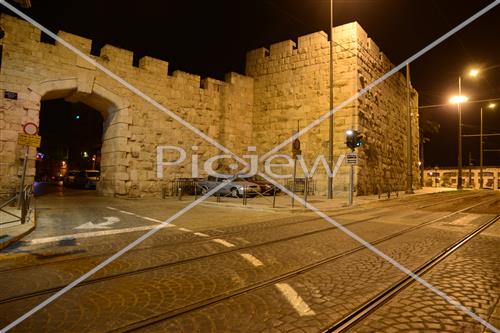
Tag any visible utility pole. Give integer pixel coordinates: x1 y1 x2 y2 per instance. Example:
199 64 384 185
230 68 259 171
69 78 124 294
406 63 414 194
457 76 463 190
479 107 484 189
327 0 334 199
468 151 472 187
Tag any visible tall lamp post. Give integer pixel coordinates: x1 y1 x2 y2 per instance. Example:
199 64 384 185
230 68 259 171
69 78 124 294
327 0 334 199
449 93 468 190
405 63 414 194
449 68 479 190
480 102 497 188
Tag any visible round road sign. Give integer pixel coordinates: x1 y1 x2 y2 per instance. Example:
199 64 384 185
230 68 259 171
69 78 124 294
23 122 38 135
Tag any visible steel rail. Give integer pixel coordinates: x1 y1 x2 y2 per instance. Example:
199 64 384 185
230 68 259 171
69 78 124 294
324 215 500 333
106 200 498 332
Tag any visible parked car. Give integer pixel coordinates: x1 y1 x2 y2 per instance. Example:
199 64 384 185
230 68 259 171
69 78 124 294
74 170 100 189
197 175 260 197
244 175 281 195
63 170 79 187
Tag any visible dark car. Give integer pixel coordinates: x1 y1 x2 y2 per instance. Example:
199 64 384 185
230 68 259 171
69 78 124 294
197 175 260 197
63 170 79 187
245 175 281 195
74 170 100 189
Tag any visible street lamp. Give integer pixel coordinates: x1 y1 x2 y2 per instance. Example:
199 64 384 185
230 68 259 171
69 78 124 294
327 0 334 199
469 68 479 77
479 102 497 188
450 67 478 190
449 93 468 190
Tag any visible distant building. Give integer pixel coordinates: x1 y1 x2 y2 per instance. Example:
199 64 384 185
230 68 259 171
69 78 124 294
423 166 500 190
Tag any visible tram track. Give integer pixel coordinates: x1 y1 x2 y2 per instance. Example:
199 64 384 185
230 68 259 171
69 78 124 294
323 214 500 333
0 196 495 307
92 200 498 331
1 191 488 274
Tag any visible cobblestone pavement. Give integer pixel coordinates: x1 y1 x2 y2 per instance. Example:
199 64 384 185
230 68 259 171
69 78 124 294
136 214 495 332
0 190 497 332
350 220 500 333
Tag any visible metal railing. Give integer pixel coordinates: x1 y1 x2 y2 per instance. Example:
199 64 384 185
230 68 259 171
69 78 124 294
0 184 34 225
162 178 282 208
285 178 315 195
377 184 399 199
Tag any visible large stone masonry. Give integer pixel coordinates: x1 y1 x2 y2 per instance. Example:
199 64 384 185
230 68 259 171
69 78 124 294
0 14 253 197
0 14 419 197
246 22 419 195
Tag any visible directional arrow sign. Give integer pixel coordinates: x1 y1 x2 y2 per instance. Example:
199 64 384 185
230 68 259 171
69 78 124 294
74 216 120 230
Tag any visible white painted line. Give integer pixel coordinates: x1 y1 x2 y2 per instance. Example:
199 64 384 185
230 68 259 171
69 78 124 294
141 216 163 223
193 232 209 237
178 227 193 232
212 239 236 248
240 253 264 267
450 214 481 225
275 283 315 316
236 237 251 244
26 225 160 245
107 207 171 225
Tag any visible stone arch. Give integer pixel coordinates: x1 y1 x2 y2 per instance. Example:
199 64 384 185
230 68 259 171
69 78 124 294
29 76 132 196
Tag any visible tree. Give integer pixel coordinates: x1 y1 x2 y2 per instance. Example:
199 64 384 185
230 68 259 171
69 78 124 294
419 113 440 186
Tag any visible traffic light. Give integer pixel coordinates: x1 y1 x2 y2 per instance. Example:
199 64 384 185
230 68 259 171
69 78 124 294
345 129 364 150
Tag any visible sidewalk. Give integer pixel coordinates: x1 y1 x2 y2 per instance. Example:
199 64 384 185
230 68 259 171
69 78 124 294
0 203 36 250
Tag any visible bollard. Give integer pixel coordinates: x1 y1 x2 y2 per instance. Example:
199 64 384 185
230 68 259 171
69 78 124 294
217 190 221 203
243 186 247 206
303 178 308 204
194 183 198 200
272 187 276 208
177 187 182 201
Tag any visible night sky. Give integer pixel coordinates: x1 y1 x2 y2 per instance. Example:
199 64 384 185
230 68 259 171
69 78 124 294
2 0 500 167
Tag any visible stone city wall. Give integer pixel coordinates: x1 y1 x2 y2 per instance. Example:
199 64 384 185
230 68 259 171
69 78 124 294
0 14 253 197
0 14 419 197
246 22 420 195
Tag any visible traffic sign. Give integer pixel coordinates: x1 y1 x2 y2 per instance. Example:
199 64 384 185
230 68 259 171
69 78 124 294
346 152 358 165
18 133 41 148
23 122 38 135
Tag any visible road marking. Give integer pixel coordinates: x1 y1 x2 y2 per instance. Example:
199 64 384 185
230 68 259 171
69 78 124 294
26 225 161 245
450 213 481 225
178 227 193 232
74 216 120 230
212 239 236 247
193 232 209 237
240 253 264 267
141 216 163 223
275 283 315 316
74 222 111 230
236 237 251 244
107 207 174 226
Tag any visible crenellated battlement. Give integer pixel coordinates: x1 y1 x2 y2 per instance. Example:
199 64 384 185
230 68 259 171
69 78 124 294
246 20 398 77
56 31 92 54
0 13 251 93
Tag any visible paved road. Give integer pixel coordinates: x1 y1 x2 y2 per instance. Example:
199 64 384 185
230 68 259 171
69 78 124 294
0 188 498 332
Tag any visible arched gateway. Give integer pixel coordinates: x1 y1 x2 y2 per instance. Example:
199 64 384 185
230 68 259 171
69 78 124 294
29 77 132 196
